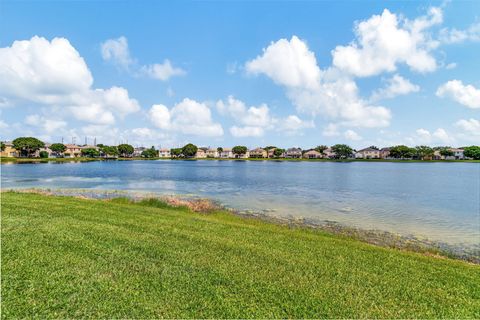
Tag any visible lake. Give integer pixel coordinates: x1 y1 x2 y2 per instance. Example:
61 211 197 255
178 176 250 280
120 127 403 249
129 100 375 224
1 160 479 249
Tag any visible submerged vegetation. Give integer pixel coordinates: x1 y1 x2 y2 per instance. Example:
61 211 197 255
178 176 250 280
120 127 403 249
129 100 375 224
2 191 479 318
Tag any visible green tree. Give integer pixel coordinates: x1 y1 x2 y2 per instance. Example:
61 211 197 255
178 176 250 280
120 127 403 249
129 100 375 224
81 148 100 158
315 145 328 154
463 146 480 160
369 145 379 150
182 143 198 158
264 146 277 150
273 148 285 158
232 146 248 155
141 147 158 158
117 144 134 157
101 146 119 157
217 147 223 153
415 145 434 160
439 147 454 158
50 143 66 157
1 142 5 152
389 145 415 159
170 148 182 157
12 137 45 158
39 151 49 158
331 144 353 159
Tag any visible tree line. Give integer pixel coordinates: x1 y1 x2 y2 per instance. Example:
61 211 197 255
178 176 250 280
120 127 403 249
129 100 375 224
0 137 158 159
2 137 480 160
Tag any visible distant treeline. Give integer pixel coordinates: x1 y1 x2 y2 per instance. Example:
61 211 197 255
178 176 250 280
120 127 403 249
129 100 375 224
1 137 480 160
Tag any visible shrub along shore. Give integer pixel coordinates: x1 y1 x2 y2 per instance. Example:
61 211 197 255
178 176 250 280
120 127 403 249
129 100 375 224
2 191 479 318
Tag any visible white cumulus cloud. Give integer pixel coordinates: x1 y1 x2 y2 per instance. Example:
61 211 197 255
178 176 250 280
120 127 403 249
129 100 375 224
246 36 321 90
409 128 454 145
25 114 67 134
332 7 442 77
322 123 340 137
276 115 314 133
0 36 93 104
141 60 186 81
436 80 480 109
439 22 480 44
217 95 313 137
0 36 140 126
371 74 420 101
149 98 223 137
101 36 134 69
101 36 185 81
245 36 391 128
230 126 264 138
344 129 362 141
455 118 480 136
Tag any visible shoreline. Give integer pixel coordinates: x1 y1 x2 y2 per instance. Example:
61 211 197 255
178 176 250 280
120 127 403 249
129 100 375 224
6 188 479 264
1 156 479 164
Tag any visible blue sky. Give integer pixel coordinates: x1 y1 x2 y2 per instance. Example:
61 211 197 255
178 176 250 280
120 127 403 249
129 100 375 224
1 1 479 149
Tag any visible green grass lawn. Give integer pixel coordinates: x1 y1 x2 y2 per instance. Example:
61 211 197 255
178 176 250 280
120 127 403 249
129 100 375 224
2 192 479 318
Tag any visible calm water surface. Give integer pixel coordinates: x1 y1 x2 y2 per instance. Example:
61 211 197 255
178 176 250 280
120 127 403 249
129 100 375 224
1 160 479 247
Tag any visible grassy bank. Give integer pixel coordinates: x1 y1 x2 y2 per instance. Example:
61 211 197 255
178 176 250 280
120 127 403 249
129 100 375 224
2 192 480 318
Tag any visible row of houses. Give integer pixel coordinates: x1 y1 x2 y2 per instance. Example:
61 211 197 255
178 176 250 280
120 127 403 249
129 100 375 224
190 146 469 160
354 147 467 160
0 142 94 158
1 142 470 160
167 147 335 159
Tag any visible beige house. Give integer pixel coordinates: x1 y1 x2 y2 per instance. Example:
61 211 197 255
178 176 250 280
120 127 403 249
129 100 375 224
159 148 171 158
450 148 465 160
323 147 336 158
267 148 276 158
355 147 381 159
34 144 53 157
133 147 147 157
284 148 302 158
249 148 267 158
219 148 233 158
233 150 250 159
303 150 322 159
1 142 18 157
380 147 391 159
206 148 218 158
64 144 82 158
433 150 445 160
195 149 207 158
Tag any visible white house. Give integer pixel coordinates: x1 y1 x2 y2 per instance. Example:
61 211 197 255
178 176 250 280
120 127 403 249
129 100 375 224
219 148 233 158
158 148 171 158
133 147 147 157
450 148 465 160
206 148 218 158
323 147 336 158
195 149 207 158
355 147 381 159
303 150 323 159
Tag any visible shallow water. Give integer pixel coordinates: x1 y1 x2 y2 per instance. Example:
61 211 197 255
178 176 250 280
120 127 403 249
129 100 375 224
1 160 479 248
